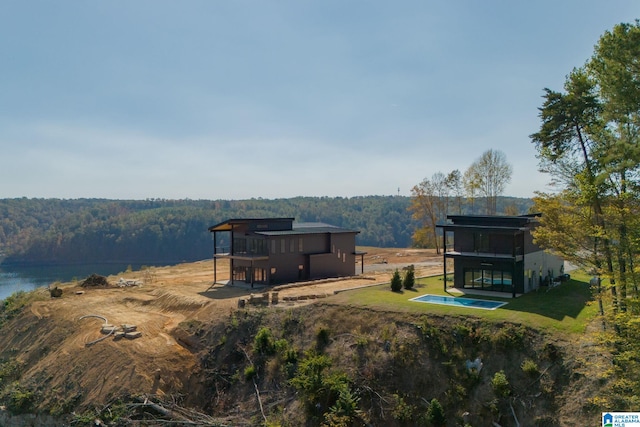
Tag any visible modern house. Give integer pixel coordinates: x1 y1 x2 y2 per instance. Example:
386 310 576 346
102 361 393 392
437 214 564 297
208 218 361 287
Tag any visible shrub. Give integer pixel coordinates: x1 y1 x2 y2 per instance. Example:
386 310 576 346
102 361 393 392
491 370 511 397
0 358 24 387
324 383 361 427
390 270 402 292
521 358 539 376
6 382 35 414
1 291 30 322
391 394 415 423
493 324 527 349
426 398 446 427
244 365 257 381
403 265 415 290
254 327 276 355
289 352 350 414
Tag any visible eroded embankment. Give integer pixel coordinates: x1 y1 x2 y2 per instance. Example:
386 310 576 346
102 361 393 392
0 295 606 426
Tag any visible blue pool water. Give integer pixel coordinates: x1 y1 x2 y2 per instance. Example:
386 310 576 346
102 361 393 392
410 294 507 310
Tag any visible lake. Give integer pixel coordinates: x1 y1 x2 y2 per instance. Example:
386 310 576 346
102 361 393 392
0 263 150 301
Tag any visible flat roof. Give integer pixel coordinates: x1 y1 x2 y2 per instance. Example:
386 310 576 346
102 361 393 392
208 217 295 232
258 222 359 236
444 214 540 228
438 224 528 233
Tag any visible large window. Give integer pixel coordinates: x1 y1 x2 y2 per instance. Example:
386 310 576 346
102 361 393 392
235 238 267 255
464 267 512 292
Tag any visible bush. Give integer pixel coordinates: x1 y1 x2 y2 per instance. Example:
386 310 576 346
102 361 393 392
0 359 24 387
289 352 350 415
521 358 539 376
403 265 415 290
426 398 446 427
325 383 361 427
491 370 511 397
390 270 402 292
244 365 257 381
254 327 276 355
6 382 35 414
1 291 29 321
391 394 415 423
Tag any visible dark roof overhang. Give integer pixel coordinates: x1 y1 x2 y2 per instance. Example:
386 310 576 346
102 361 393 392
437 224 528 234
208 218 295 232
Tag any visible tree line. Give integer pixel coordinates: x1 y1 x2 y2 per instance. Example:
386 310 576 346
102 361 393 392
0 195 532 266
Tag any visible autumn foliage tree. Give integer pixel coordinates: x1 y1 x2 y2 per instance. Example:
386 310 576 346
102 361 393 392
530 20 640 312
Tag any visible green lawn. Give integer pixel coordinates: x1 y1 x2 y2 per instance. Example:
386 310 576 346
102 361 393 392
330 271 599 334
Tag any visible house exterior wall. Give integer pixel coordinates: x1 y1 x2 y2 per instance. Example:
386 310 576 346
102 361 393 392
266 232 357 284
523 229 538 254
302 233 331 254
523 250 565 290
267 234 311 284
324 232 357 277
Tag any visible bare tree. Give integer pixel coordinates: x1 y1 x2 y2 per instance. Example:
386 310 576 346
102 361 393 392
465 149 512 214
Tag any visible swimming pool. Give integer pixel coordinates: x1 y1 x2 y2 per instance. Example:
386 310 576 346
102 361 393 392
410 294 507 310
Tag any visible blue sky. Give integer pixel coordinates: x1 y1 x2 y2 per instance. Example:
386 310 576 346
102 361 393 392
1 1 638 200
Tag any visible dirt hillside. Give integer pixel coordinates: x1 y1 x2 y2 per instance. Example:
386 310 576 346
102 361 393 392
0 248 441 416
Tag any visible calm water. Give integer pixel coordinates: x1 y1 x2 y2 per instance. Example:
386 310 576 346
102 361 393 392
0 263 151 301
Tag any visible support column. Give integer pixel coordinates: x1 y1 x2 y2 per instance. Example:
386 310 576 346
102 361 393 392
512 231 517 298
213 232 217 284
230 229 234 285
443 231 447 292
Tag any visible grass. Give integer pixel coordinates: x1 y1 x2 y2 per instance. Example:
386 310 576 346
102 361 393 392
330 271 599 334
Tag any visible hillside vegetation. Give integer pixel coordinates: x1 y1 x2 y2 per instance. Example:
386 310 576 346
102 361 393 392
0 196 533 266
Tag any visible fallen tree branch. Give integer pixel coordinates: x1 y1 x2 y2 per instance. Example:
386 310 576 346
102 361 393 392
237 345 267 423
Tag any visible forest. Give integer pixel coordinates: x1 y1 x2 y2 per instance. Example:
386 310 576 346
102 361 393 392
0 196 532 266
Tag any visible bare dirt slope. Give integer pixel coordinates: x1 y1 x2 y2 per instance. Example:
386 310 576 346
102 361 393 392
5 248 441 412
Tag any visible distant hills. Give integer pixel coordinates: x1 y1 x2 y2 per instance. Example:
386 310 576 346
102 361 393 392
0 196 533 265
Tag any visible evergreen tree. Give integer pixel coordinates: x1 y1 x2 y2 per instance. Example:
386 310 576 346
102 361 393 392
390 269 402 292
403 265 415 290
426 398 446 427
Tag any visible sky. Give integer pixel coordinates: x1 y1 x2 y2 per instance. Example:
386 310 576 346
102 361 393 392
1 1 639 200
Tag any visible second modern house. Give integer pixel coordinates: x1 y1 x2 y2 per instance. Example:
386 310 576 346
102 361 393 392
208 218 361 287
437 214 564 297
